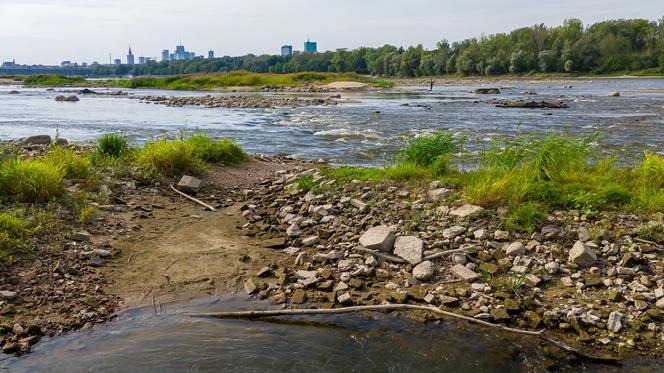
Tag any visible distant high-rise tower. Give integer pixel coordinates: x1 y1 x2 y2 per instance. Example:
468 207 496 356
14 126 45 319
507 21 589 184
114 59 121 65
175 45 186 60
304 39 317 53
208 50 215 59
127 46 135 65
162 49 170 62
281 45 293 56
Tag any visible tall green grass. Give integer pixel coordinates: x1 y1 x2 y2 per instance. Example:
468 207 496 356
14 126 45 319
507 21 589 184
22 74 86 86
97 133 129 158
134 134 247 177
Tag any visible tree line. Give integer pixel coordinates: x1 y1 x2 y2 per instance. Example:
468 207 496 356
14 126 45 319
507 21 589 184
92 18 664 77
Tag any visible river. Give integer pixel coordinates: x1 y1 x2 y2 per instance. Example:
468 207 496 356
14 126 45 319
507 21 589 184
1 79 663 166
1 79 664 371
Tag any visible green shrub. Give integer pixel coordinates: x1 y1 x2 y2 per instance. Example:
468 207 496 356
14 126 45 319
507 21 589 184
384 163 430 182
97 133 129 158
0 211 30 263
43 146 91 179
398 131 464 167
186 134 247 165
134 138 206 177
430 156 450 177
0 158 65 202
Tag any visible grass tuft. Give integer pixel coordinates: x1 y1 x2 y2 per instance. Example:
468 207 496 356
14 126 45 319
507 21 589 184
0 158 65 202
97 133 129 158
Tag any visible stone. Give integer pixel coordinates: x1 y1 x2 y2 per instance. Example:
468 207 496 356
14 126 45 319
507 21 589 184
491 308 510 321
337 292 352 304
72 231 92 242
525 274 541 287
412 261 435 280
607 311 623 333
443 226 466 239
450 264 479 281
439 295 459 306
607 91 621 97
0 290 17 300
544 261 560 274
350 199 367 211
424 293 435 304
359 225 395 252
302 235 320 246
577 227 591 242
428 188 451 201
21 135 52 145
177 175 202 194
292 289 306 304
282 246 300 256
569 241 597 268
55 95 79 102
561 276 574 287
286 223 302 237
295 270 318 279
393 236 423 264
451 253 466 265
244 279 258 294
494 230 510 241
449 204 483 218
504 242 525 256
8 90 19 94
473 229 488 240
334 282 349 292
656 298 664 309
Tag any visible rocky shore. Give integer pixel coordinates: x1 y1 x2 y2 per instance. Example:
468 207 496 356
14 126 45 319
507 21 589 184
130 94 339 109
235 167 664 359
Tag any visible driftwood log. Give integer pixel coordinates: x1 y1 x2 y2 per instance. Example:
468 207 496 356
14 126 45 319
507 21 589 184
197 304 621 363
169 184 216 211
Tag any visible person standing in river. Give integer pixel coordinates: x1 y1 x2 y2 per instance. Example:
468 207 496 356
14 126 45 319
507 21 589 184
429 79 434 91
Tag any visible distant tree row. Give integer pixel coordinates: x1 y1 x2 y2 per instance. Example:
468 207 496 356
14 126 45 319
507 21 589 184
92 18 664 77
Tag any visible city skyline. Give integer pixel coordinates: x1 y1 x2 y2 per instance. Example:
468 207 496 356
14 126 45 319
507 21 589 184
1 0 663 65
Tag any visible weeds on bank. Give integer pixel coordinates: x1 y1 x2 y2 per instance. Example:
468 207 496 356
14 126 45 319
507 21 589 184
134 133 246 178
97 133 129 158
295 175 317 193
481 270 528 294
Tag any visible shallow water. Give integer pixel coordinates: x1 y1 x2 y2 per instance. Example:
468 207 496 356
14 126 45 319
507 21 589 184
1 296 660 372
2 79 664 166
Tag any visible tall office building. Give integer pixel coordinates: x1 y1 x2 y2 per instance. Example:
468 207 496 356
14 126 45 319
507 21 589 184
208 50 215 59
281 45 293 56
304 39 317 53
162 49 170 62
114 59 121 65
126 46 135 65
175 45 186 60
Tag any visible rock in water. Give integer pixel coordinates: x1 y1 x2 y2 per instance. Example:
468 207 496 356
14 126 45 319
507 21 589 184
359 225 395 252
63 95 80 102
607 92 621 97
413 261 434 280
569 241 597 267
177 175 202 194
21 135 52 145
393 236 423 264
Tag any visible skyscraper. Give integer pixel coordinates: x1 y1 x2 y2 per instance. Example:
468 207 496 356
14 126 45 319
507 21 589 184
208 50 215 59
281 45 293 56
304 39 317 53
175 45 186 60
162 49 170 62
127 46 135 65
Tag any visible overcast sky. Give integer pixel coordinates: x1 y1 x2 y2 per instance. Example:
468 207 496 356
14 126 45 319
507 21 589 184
1 0 662 65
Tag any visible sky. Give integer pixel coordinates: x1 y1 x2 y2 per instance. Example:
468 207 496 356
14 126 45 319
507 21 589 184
0 0 662 65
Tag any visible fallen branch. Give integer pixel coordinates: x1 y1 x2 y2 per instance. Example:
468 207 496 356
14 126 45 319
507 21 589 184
423 247 469 261
352 247 406 264
169 184 215 211
634 237 663 249
196 304 621 362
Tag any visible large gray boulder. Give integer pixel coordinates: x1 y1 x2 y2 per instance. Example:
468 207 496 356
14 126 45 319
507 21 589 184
21 135 52 145
177 175 202 194
568 241 597 267
413 261 434 280
359 225 395 252
393 236 423 264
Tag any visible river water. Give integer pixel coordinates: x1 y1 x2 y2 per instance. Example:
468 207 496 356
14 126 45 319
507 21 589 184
1 80 664 371
1 295 660 372
1 79 664 166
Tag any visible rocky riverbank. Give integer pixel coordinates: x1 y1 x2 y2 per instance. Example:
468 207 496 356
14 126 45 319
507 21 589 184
234 167 664 359
130 94 339 109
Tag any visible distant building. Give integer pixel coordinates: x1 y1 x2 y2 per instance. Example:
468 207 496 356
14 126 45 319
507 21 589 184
60 61 72 67
114 59 121 65
304 39 317 53
138 56 146 64
281 45 293 56
127 46 135 65
175 45 186 60
208 50 215 59
169 53 175 61
162 49 170 62
1 60 17 69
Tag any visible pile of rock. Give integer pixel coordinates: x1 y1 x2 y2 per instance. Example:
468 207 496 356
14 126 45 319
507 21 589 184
131 95 338 109
236 167 664 356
